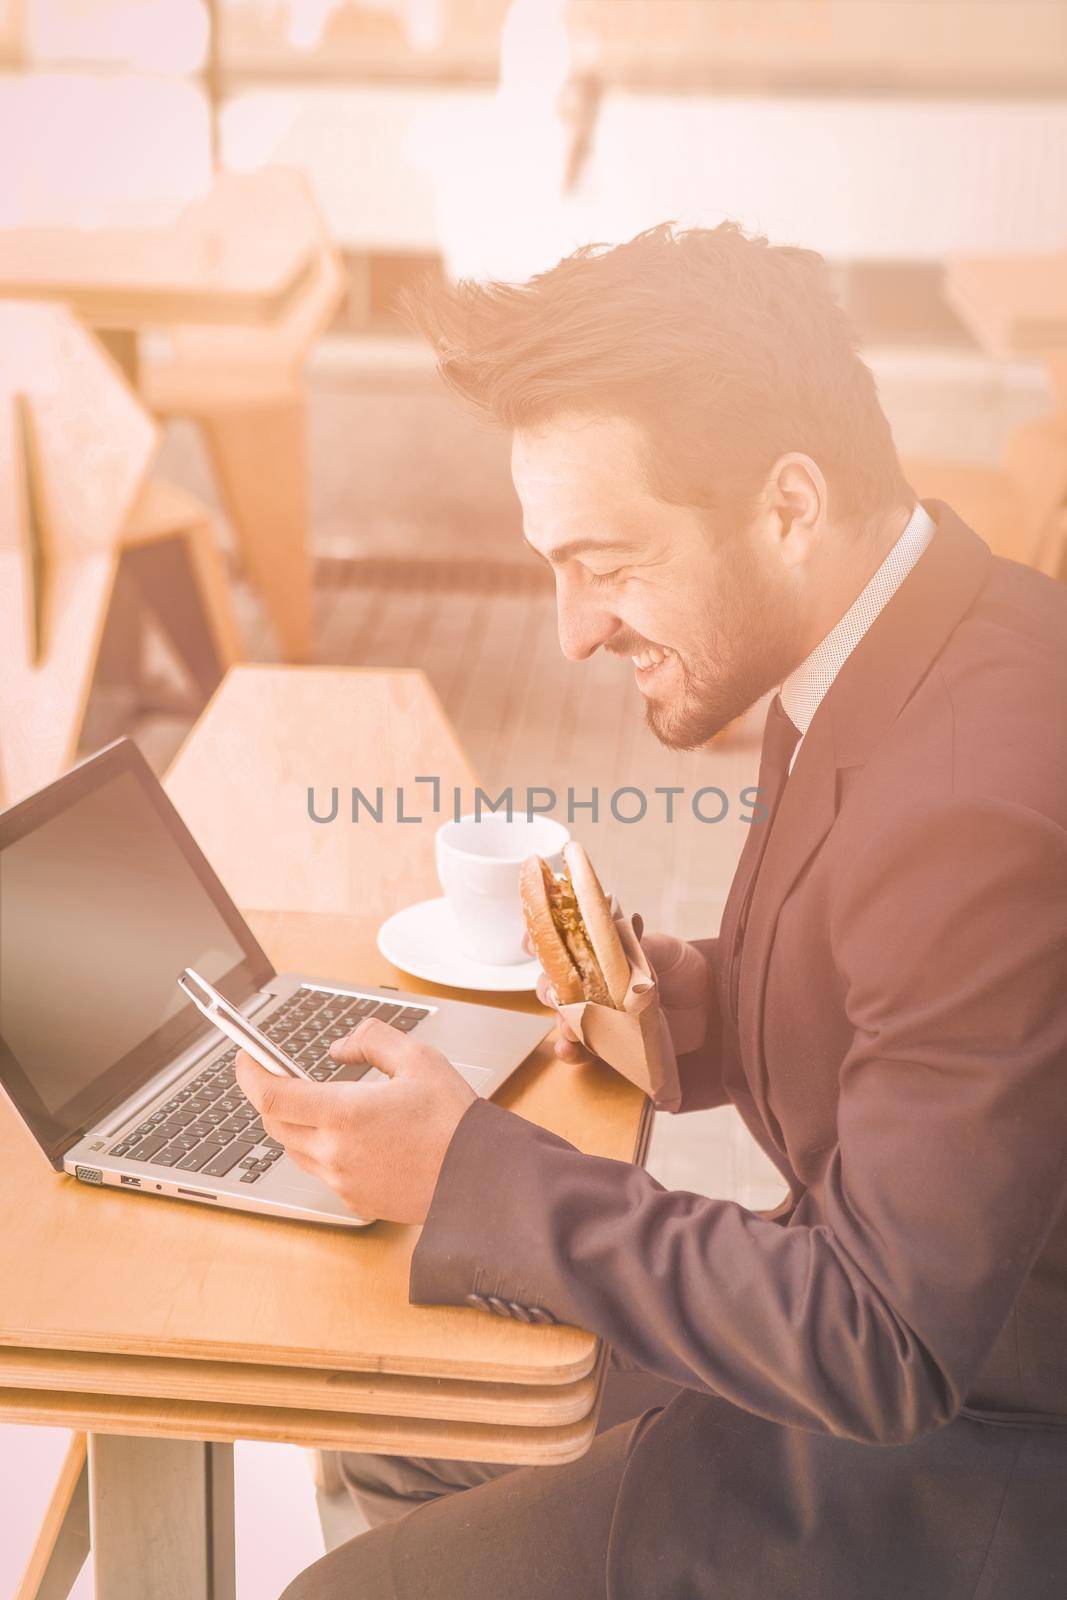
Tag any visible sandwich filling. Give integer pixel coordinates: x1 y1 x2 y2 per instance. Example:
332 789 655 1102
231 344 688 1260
541 862 612 1006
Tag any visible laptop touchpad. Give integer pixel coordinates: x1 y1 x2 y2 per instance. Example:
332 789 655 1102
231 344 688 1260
456 1064 493 1091
332 1063 388 1085
333 1061 492 1092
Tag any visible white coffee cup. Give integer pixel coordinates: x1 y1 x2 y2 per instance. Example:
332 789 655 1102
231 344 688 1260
435 813 571 966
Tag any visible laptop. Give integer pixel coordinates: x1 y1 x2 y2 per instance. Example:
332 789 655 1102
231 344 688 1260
0 739 551 1228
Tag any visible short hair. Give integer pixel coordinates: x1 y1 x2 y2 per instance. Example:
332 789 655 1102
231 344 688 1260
407 222 910 529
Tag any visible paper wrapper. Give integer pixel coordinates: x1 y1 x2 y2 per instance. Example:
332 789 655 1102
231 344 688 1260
556 905 682 1112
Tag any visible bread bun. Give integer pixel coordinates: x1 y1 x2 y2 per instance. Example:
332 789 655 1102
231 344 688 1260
519 844 630 1009
563 842 631 1007
519 856 583 1003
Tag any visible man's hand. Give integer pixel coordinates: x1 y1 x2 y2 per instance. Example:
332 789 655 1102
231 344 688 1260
535 923 711 1070
234 1019 477 1223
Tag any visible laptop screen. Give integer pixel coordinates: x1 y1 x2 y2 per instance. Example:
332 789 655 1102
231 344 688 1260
0 740 273 1166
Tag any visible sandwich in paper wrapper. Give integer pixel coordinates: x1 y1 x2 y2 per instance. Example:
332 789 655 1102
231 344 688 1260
519 842 683 1112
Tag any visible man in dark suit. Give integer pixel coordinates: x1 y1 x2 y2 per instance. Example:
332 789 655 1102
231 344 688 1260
240 224 1067 1598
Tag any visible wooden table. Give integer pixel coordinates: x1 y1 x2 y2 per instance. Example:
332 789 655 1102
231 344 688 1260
0 182 316 334
0 169 332 664
945 252 1067 361
1 666 650 1599
945 250 1067 414
940 252 1067 578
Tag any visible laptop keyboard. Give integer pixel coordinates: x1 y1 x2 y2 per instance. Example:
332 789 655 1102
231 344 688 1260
106 988 429 1184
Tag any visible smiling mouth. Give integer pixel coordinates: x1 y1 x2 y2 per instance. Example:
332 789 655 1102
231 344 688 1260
630 645 676 687
633 646 675 672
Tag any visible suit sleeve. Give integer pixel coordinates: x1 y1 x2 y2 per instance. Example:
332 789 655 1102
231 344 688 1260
411 798 1067 1444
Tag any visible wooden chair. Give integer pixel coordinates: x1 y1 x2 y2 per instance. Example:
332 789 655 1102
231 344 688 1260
308 1448 346 1497
14 1433 88 1600
142 169 346 664
903 408 1067 575
0 304 241 807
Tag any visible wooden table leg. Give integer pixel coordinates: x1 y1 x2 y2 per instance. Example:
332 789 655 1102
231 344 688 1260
200 393 313 663
15 1433 89 1600
122 534 229 702
88 1436 235 1600
95 329 141 389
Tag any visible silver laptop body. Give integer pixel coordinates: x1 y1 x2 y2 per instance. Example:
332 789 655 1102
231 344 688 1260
0 740 550 1229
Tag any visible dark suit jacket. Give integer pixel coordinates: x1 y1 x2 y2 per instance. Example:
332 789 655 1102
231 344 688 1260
411 503 1067 1598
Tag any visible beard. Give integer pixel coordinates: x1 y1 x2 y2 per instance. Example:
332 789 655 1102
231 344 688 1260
610 529 806 751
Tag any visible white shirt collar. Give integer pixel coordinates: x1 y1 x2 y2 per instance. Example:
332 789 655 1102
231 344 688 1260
780 502 936 753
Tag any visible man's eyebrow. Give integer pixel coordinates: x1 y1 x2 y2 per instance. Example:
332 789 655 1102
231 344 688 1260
523 534 637 564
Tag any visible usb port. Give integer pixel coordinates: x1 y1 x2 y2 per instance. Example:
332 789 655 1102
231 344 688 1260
120 1174 142 1188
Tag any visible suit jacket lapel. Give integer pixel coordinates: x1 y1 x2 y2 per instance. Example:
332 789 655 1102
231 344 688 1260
734 502 992 1146
735 718 836 1142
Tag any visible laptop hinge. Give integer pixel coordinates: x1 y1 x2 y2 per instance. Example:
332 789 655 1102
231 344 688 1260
51 1129 86 1171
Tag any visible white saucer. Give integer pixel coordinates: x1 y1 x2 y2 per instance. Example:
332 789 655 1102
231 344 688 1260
376 897 542 993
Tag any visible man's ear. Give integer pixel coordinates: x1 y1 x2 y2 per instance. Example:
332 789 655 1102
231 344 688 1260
764 453 827 571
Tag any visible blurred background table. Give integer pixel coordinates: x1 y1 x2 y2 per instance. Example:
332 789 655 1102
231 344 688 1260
0 193 315 339
901 251 1067 578
946 252 1067 367
1 169 344 666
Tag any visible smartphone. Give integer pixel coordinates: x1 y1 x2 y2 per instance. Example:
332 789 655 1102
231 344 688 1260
177 967 316 1082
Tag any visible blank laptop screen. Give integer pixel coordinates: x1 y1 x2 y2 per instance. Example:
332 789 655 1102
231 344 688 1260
0 742 271 1165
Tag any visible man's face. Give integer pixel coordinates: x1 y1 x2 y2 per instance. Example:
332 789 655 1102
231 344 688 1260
513 414 806 748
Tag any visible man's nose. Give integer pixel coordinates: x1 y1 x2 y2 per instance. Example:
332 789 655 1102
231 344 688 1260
555 589 619 663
